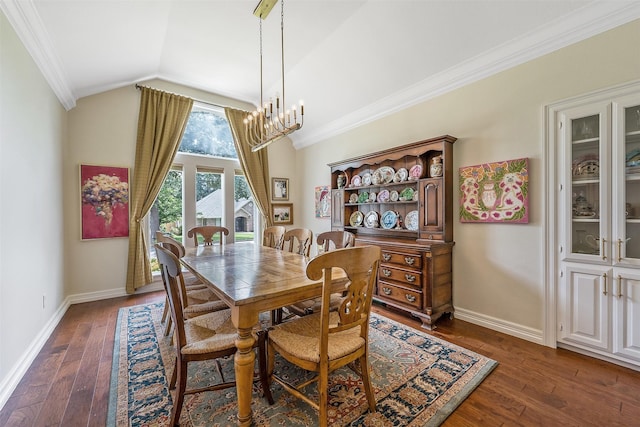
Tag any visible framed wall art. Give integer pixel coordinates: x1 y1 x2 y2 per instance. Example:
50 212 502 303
315 185 330 218
272 203 293 225
459 157 529 223
80 164 130 239
272 177 289 201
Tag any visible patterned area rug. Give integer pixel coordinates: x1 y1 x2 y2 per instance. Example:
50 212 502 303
108 303 497 426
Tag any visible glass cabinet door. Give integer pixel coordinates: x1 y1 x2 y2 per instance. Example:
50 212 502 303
565 106 608 260
620 102 640 263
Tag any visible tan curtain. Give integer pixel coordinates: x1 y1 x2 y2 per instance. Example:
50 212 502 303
126 87 194 293
225 107 273 227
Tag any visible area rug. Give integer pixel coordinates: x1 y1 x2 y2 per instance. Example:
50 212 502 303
107 303 497 426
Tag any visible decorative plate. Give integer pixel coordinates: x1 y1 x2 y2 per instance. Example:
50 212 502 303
349 193 358 204
400 187 415 201
413 191 419 201
371 171 382 185
572 158 599 179
381 210 398 229
377 189 390 203
369 191 377 203
351 174 362 187
362 172 372 186
349 211 364 227
394 168 408 183
627 149 640 167
405 210 419 231
409 164 423 180
364 211 379 228
390 190 399 202
358 191 369 203
377 166 395 184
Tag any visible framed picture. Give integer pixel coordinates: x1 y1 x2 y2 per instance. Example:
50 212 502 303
272 203 293 225
459 157 529 223
315 185 330 218
272 177 289 201
80 164 130 239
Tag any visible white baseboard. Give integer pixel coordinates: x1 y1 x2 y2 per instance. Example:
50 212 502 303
0 282 164 411
454 306 544 345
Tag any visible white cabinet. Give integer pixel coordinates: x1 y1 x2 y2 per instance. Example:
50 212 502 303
551 82 640 367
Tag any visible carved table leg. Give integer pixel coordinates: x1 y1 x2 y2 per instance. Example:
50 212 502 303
235 326 255 426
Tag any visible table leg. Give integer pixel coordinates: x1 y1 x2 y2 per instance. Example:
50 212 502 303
235 325 255 426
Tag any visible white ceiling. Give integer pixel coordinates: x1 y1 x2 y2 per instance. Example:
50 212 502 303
3 0 640 148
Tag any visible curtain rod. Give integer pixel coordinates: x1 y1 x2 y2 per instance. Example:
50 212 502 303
135 84 234 110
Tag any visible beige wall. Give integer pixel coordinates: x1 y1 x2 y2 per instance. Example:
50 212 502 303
0 11 66 396
297 19 640 338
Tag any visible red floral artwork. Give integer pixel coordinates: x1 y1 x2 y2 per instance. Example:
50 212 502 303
81 165 129 239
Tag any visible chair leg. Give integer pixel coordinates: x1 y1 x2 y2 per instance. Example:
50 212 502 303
169 357 177 390
161 297 169 324
359 354 376 413
164 316 173 337
318 362 329 427
170 358 188 427
256 330 274 405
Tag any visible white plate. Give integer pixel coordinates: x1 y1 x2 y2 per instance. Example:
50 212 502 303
364 211 379 228
394 168 408 183
349 193 358 204
377 166 395 184
377 189 390 202
351 174 362 187
349 211 364 226
369 191 377 202
362 172 372 186
381 210 398 229
405 210 419 231
390 190 399 202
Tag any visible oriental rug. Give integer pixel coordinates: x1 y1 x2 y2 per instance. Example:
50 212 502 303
108 303 496 426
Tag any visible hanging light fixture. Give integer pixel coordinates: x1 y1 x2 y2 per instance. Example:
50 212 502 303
244 0 304 152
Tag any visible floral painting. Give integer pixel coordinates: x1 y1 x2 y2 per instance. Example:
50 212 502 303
315 185 330 218
80 164 129 239
459 158 529 223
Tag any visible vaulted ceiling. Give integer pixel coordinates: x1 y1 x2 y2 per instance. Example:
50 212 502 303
3 0 639 148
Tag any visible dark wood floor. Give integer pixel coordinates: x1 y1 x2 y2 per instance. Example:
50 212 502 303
1 291 639 426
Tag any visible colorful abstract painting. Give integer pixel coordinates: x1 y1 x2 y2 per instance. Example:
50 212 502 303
315 185 330 218
459 158 529 223
80 164 129 239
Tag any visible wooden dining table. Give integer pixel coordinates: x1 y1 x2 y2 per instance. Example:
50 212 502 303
180 241 346 426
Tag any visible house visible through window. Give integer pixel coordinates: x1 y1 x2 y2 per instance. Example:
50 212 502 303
148 103 256 272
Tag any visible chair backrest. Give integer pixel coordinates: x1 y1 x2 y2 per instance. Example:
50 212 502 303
187 226 229 247
306 245 380 349
263 226 285 249
157 240 191 310
283 228 313 257
317 231 355 253
155 243 188 349
156 231 186 257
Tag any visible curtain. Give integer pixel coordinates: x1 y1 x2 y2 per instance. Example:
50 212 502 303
225 107 273 227
126 87 194 293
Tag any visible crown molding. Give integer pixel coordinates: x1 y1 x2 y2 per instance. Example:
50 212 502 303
1 0 76 110
293 1 640 149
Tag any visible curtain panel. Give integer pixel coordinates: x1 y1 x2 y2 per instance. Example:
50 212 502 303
126 87 193 293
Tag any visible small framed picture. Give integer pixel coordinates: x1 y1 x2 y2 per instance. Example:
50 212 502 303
272 177 289 201
272 203 293 225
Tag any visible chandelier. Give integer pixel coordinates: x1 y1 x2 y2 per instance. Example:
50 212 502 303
243 0 304 152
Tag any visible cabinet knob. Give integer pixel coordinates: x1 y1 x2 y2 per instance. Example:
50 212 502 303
405 274 416 283
405 294 416 303
382 269 392 277
382 287 392 295
404 256 415 265
382 253 392 262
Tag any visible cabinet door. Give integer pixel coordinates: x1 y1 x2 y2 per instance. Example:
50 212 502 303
419 178 443 240
612 95 640 267
560 103 611 263
559 264 612 351
612 268 640 361
331 189 344 228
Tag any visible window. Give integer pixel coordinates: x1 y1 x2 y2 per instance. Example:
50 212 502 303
149 104 257 271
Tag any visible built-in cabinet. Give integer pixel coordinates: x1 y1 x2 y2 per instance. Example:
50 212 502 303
551 82 640 367
328 135 456 329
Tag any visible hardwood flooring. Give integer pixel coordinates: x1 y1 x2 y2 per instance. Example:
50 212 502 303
1 291 639 426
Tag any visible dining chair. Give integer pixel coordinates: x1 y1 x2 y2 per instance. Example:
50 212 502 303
266 245 381 426
282 228 313 257
285 230 356 317
262 225 285 249
187 225 229 247
155 244 273 426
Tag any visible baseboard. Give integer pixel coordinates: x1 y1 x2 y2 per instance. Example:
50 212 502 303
0 281 164 411
454 307 544 346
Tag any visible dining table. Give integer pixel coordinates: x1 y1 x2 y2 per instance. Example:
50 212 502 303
180 241 346 426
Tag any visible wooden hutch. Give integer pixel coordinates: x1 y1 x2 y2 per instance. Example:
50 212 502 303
329 135 456 329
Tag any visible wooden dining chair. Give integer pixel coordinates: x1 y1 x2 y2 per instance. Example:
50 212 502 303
262 225 285 249
187 226 229 247
155 244 273 426
285 230 356 317
266 246 381 426
282 228 313 257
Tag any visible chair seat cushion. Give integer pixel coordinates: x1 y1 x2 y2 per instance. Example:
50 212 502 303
268 312 365 363
186 288 221 302
183 310 238 355
184 299 228 318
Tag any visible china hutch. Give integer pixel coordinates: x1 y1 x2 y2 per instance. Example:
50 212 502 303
329 135 456 329
549 80 640 367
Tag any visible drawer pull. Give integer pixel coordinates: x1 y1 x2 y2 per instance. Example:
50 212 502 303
404 256 415 265
405 294 416 303
382 253 392 262
405 274 416 283
382 269 392 277
382 287 392 295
